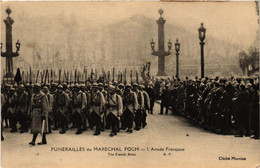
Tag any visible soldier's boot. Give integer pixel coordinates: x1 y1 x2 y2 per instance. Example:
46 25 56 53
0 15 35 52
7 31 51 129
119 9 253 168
59 127 67 134
76 128 82 135
126 128 133 133
100 123 105 132
38 133 47 145
4 119 9 128
94 125 101 136
29 133 38 146
1 136 4 141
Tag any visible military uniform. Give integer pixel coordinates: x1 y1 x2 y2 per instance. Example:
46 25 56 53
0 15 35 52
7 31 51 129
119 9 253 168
140 85 150 128
15 85 29 133
7 88 17 132
89 83 105 135
133 83 144 131
29 84 48 146
54 86 70 134
71 85 87 134
122 84 138 133
106 85 123 136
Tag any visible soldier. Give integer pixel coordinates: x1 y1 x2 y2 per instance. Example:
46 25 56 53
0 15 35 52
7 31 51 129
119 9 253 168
50 83 59 130
2 84 10 128
106 85 123 137
122 84 138 133
53 85 70 134
71 84 87 134
7 87 17 133
98 82 106 131
89 83 105 136
1 92 6 141
250 81 259 139
29 83 49 146
42 86 53 134
146 82 155 114
133 83 144 131
160 84 170 115
15 85 29 133
234 84 250 137
140 85 150 128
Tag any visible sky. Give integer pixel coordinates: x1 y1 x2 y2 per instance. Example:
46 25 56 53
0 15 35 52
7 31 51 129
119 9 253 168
1 1 258 46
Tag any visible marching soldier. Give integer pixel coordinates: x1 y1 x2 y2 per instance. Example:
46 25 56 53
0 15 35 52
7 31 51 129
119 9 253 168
1 92 6 141
53 85 70 134
42 86 53 134
133 83 144 131
160 84 170 115
140 85 150 128
29 83 49 146
7 87 17 133
98 83 106 131
106 85 123 137
15 85 29 133
89 83 105 136
71 84 87 135
122 84 138 133
146 82 155 114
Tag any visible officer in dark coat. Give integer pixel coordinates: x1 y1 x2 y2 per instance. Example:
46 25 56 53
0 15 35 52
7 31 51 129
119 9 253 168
146 83 155 114
29 83 49 146
234 84 250 137
160 84 170 115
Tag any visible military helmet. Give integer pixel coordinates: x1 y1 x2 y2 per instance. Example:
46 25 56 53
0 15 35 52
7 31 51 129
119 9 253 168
34 83 41 88
92 83 98 87
108 85 115 90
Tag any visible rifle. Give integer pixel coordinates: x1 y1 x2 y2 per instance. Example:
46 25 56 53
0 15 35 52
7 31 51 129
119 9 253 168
66 71 69 85
112 67 115 82
29 67 32 84
74 69 77 84
136 71 139 84
130 70 133 85
108 71 110 82
44 69 48 85
22 71 24 84
36 70 40 83
50 69 53 84
91 68 93 82
124 68 127 84
47 70 50 84
70 71 72 85
58 69 61 84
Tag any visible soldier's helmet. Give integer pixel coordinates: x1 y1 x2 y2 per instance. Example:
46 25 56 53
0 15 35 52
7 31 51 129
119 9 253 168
118 83 124 88
139 85 145 89
133 83 138 87
108 85 115 90
74 83 79 88
92 83 98 88
10 87 15 92
245 83 252 90
57 85 63 89
98 82 103 87
125 83 132 88
34 83 41 88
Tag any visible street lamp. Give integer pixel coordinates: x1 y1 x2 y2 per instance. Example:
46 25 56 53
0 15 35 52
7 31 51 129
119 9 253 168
150 39 155 52
16 40 21 53
175 39 180 78
198 22 206 78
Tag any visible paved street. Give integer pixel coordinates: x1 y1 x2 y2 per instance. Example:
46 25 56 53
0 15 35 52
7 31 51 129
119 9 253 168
1 103 260 168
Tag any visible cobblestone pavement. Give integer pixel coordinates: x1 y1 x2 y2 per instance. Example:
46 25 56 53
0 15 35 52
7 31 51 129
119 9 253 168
1 103 260 168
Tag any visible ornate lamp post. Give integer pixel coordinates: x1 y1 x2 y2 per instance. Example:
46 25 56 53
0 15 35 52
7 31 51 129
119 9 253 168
175 39 180 78
198 22 206 78
1 7 21 83
150 8 172 76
